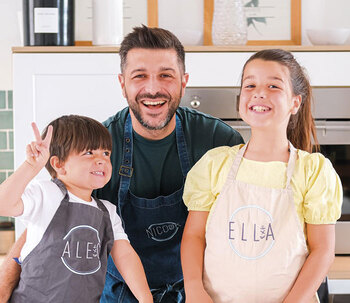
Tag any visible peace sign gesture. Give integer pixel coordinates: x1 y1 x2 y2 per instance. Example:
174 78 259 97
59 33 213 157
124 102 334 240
26 122 53 170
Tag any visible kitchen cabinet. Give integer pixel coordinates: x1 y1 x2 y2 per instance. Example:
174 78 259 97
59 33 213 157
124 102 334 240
12 46 350 187
12 46 350 294
12 46 350 175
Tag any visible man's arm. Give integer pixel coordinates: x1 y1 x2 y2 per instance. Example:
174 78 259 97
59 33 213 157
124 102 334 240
0 230 26 303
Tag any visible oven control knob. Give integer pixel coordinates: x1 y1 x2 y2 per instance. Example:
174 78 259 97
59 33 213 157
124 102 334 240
190 96 201 109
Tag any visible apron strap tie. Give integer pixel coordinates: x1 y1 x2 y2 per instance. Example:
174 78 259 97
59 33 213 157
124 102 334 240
151 279 184 302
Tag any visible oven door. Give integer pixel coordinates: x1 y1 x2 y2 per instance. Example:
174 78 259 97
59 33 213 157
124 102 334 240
316 121 350 222
227 120 350 254
316 121 350 254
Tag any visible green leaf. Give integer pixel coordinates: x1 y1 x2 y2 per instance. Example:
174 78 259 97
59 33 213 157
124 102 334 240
254 17 267 24
244 0 259 7
246 17 266 28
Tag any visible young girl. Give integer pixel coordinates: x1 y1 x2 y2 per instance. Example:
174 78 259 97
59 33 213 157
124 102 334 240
0 115 153 303
181 49 343 303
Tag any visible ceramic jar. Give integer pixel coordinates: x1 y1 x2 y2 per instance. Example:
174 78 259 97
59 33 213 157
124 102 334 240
92 0 123 45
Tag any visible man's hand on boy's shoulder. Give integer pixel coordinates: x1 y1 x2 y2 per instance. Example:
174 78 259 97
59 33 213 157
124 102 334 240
0 230 26 302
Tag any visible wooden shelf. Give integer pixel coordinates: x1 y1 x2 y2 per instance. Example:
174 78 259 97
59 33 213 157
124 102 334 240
12 45 350 54
329 256 350 280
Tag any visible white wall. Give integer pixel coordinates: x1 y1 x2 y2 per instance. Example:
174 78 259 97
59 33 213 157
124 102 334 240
0 0 22 90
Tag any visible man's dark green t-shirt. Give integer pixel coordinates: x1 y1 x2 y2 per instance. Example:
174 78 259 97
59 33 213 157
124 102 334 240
96 106 244 203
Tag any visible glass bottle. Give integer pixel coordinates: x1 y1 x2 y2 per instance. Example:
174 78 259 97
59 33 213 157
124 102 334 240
212 0 247 45
23 0 75 46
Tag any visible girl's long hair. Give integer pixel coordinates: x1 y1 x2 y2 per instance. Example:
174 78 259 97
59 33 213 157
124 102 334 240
240 49 319 153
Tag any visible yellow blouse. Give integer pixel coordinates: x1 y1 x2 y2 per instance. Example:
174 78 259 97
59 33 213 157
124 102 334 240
183 144 343 229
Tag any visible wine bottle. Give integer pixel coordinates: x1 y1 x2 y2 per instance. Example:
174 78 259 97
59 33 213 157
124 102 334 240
23 0 75 46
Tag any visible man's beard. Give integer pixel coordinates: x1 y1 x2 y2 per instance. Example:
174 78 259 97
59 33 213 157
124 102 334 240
126 89 182 130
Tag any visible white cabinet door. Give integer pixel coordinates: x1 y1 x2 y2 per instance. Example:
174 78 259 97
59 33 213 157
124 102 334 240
186 52 350 87
13 53 126 236
13 53 125 168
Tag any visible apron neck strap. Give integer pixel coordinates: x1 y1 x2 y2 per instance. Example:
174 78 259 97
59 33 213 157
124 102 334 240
175 114 191 176
229 141 298 189
229 142 248 180
285 142 297 188
51 178 70 200
119 113 191 178
117 112 191 227
52 178 108 212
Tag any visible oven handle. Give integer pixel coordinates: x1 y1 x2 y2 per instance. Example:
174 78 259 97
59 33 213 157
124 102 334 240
316 125 350 131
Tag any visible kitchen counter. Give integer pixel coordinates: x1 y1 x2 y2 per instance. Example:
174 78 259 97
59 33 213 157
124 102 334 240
327 256 350 296
329 256 350 280
0 254 348 298
12 45 350 53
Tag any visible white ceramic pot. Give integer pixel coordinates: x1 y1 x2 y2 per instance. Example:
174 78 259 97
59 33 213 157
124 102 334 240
92 0 123 46
306 28 350 45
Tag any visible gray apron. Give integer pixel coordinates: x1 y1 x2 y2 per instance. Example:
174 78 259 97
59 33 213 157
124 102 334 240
11 179 114 303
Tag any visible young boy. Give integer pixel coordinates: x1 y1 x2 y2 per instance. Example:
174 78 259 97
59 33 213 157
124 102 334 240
0 115 153 303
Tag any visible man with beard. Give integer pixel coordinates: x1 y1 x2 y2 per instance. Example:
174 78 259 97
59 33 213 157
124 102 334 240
97 25 243 303
0 26 243 303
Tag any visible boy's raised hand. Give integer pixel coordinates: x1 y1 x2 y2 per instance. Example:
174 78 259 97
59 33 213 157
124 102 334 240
26 122 53 170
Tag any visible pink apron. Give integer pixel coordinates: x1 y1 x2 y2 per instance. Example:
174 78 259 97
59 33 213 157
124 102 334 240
203 143 317 303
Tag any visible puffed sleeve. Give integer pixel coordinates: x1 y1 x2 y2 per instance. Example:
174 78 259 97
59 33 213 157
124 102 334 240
303 153 343 224
183 146 234 211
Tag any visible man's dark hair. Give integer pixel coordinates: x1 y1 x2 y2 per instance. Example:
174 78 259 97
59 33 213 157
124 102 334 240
119 25 185 73
41 115 112 178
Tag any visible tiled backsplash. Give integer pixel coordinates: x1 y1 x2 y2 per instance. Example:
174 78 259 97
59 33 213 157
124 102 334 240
0 90 14 224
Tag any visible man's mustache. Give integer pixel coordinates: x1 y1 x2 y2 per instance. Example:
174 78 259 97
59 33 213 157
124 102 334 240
136 92 171 101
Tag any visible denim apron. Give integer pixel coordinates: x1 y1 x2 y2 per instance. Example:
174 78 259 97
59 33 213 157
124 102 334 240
101 114 189 303
11 179 114 303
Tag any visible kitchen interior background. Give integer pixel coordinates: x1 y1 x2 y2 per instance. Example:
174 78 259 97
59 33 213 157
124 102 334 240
1 0 350 244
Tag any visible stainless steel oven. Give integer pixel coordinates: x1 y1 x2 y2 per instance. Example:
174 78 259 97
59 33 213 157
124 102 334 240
181 87 350 254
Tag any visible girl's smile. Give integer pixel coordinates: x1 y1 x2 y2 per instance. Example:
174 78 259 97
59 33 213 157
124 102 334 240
239 59 301 132
249 104 271 113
